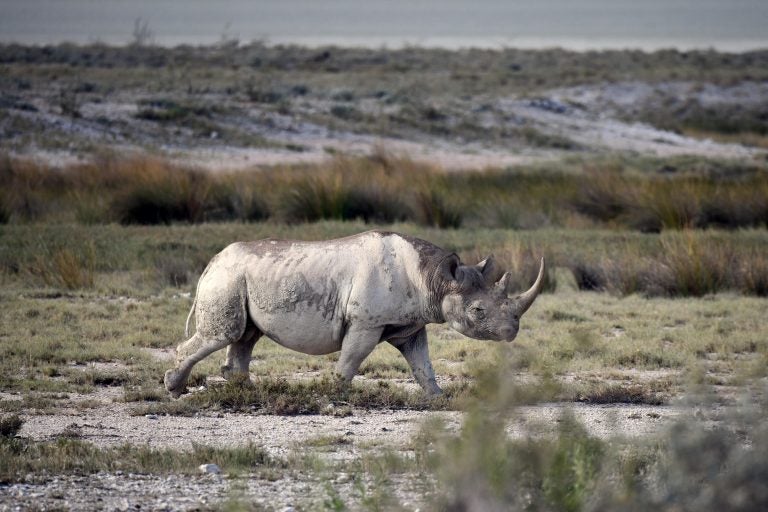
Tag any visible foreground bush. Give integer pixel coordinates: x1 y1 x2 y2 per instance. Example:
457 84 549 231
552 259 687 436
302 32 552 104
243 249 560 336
423 360 768 511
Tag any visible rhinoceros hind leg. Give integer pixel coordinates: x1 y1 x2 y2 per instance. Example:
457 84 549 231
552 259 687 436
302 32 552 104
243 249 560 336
165 333 235 397
221 325 261 381
164 368 186 398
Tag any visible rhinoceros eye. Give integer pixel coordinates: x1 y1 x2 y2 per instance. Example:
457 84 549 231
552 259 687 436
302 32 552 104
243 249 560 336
469 305 486 319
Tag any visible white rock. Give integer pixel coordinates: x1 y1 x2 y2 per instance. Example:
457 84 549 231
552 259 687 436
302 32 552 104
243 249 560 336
198 464 221 475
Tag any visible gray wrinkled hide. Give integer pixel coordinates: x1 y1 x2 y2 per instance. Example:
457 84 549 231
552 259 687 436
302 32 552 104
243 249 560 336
164 230 542 397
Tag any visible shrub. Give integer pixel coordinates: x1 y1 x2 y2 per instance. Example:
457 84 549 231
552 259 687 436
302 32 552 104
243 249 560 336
134 99 220 122
0 415 23 437
2 150 768 232
344 186 411 224
576 384 665 405
631 181 702 231
569 259 607 291
200 179 271 223
330 105 363 121
0 193 10 224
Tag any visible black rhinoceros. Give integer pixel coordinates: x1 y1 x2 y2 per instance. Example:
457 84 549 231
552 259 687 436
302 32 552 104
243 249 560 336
165 230 545 397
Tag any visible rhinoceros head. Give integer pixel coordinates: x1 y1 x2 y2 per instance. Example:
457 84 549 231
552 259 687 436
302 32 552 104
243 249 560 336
438 255 545 342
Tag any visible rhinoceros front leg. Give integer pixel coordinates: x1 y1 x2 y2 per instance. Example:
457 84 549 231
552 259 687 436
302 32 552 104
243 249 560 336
389 327 442 396
335 326 385 383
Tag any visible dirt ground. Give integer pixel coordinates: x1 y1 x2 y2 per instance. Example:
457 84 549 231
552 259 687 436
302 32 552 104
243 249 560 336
1 379 702 511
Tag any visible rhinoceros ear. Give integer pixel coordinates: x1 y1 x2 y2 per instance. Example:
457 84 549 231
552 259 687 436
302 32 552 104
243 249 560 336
476 255 504 286
439 253 460 283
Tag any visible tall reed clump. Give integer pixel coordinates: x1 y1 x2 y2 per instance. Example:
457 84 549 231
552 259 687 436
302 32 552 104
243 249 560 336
736 248 768 296
698 180 768 228
565 230 768 297
26 241 96 289
0 194 10 225
571 166 768 232
274 150 458 226
105 156 214 225
570 166 630 225
1 151 768 230
0 152 69 222
655 231 731 296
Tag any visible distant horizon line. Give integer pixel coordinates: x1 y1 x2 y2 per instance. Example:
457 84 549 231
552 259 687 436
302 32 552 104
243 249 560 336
1 36 767 53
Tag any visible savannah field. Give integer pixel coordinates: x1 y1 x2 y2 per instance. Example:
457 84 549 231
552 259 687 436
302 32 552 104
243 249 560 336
1 42 768 511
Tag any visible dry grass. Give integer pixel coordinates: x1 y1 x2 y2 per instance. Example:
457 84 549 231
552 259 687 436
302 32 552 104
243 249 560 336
0 437 274 482
171 376 466 415
2 151 768 232
572 166 768 232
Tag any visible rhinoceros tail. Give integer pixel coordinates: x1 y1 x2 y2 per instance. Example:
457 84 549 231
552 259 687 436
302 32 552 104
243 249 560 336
185 258 215 338
184 296 197 339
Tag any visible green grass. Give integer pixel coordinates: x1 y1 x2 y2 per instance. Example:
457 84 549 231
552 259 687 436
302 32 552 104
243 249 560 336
0 287 185 393
3 220 768 296
1 220 767 401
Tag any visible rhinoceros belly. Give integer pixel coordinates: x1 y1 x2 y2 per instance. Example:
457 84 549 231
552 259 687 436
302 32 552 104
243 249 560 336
245 270 346 355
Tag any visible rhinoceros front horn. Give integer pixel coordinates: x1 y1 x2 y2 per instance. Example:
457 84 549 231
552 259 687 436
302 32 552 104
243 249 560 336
510 257 546 316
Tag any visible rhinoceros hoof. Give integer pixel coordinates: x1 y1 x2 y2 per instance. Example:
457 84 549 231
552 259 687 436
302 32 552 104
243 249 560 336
426 383 444 397
164 369 186 398
220 364 234 380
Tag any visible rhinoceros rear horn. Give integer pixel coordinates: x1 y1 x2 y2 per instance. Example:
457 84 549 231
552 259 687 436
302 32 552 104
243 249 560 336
511 257 546 316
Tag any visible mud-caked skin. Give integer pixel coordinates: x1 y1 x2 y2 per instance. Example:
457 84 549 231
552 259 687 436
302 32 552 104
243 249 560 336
164 230 545 397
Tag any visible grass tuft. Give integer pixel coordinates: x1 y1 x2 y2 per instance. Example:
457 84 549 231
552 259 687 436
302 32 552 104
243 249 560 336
155 376 466 415
575 384 665 405
26 244 95 289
